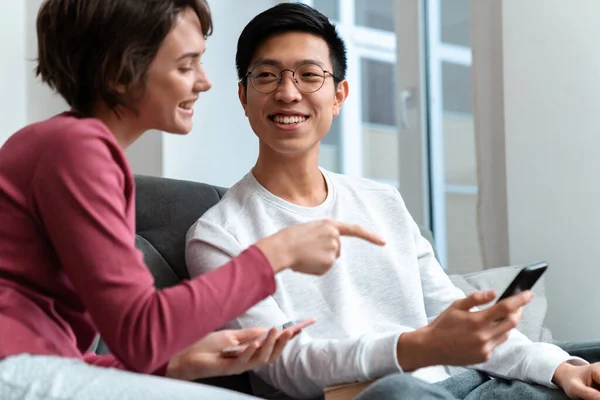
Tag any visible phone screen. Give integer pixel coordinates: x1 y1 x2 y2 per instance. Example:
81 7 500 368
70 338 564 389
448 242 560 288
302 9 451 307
496 262 548 303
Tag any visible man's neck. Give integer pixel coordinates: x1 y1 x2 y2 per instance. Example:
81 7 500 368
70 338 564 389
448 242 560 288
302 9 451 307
252 152 327 207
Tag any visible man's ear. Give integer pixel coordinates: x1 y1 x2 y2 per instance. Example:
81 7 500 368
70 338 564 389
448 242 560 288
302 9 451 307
238 82 248 116
333 80 349 117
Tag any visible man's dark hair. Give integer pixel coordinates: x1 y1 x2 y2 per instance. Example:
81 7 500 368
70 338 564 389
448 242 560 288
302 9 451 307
35 0 213 116
236 3 347 89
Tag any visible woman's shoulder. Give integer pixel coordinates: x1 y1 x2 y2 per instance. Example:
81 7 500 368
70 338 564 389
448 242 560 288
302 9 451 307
36 112 113 144
5 112 115 155
17 112 130 183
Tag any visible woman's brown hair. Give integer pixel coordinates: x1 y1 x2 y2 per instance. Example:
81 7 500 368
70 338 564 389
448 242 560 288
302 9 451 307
35 0 213 116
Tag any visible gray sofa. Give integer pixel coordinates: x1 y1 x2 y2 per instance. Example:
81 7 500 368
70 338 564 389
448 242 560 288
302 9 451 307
95 175 253 393
95 175 600 396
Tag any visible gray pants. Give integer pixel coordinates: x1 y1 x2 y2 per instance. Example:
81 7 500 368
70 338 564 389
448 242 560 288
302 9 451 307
355 373 458 400
0 354 258 400
355 370 569 400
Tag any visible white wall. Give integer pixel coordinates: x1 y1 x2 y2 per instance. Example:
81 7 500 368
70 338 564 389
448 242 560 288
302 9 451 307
503 0 600 340
0 2 27 145
2 1 276 185
130 0 279 182
3 0 150 174
25 0 68 124
126 132 164 177
162 0 277 186
0 0 68 146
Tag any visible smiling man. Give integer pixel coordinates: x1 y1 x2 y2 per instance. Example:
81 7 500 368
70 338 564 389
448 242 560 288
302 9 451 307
185 4 600 400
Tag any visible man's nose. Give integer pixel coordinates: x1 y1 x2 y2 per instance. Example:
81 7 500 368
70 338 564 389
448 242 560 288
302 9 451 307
274 70 301 102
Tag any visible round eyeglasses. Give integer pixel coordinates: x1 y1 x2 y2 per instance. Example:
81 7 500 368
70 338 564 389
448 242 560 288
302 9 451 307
245 63 338 94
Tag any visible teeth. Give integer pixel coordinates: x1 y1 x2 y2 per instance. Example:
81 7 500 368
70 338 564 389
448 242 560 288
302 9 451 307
273 115 308 125
179 102 193 109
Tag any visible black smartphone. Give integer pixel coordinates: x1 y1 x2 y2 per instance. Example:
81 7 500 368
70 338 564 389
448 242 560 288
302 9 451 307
496 262 548 303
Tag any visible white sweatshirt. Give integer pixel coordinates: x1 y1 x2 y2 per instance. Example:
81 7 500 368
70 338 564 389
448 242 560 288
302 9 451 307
186 169 582 399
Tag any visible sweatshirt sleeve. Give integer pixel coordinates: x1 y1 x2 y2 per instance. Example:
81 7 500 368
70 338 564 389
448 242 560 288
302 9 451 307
82 353 168 376
233 298 404 399
474 329 587 387
187 221 407 399
392 188 587 388
32 123 276 374
391 188 466 318
408 213 587 387
82 353 125 369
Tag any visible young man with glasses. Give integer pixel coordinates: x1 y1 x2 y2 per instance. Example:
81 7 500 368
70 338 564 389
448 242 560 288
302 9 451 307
186 3 600 400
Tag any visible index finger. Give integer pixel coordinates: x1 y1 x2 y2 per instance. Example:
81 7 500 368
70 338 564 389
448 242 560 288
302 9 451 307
485 290 534 321
453 290 496 311
334 222 386 245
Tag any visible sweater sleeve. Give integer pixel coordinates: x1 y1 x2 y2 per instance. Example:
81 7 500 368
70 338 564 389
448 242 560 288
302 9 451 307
82 353 126 370
234 298 403 399
187 221 406 399
82 353 168 376
32 124 276 374
473 329 587 387
395 191 588 387
390 188 466 318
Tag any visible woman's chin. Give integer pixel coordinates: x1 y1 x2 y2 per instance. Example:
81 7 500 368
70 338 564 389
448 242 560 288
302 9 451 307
163 123 193 135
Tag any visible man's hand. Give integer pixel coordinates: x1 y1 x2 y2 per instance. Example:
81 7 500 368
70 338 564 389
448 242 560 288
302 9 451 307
165 327 294 381
396 290 533 371
553 362 600 399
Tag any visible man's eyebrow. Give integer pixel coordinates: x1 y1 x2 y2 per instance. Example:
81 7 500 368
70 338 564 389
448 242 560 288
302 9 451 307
250 58 326 69
295 59 325 68
251 59 280 68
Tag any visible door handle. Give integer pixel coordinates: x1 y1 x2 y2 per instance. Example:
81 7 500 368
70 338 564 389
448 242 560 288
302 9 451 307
399 88 414 129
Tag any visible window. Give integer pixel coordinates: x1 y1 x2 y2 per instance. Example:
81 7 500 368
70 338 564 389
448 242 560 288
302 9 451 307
305 0 481 272
361 59 396 126
355 0 394 31
429 0 480 272
308 0 399 187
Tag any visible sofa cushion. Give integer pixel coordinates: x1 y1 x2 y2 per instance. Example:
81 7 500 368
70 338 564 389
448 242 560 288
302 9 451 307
448 265 553 342
133 176 255 394
135 235 180 289
135 175 227 281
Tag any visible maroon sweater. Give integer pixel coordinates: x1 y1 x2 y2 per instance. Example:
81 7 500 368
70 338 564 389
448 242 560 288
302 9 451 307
0 113 276 374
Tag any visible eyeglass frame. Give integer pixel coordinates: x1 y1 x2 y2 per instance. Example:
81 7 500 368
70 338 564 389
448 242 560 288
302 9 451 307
243 62 341 94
